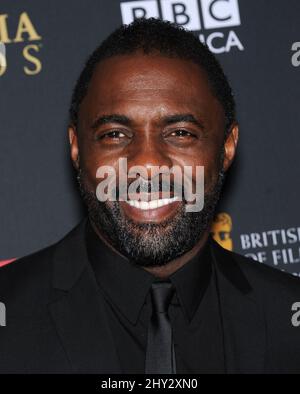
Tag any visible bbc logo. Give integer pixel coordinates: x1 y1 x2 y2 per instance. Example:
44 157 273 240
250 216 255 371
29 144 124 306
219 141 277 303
120 0 241 31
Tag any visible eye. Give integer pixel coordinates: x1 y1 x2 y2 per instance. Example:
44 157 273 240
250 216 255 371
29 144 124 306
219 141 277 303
169 129 196 138
103 130 126 139
96 130 127 141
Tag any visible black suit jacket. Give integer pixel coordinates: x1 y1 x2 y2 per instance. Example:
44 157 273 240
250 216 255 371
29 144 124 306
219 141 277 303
1 217 300 374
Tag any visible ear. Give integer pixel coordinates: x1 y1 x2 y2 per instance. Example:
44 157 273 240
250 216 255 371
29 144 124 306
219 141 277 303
223 122 239 172
68 124 80 170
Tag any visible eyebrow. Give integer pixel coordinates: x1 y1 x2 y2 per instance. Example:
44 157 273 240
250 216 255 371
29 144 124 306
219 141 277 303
163 114 204 130
90 113 204 130
91 114 132 130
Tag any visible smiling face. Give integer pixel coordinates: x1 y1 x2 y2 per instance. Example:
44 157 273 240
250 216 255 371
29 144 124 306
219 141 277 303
69 52 238 267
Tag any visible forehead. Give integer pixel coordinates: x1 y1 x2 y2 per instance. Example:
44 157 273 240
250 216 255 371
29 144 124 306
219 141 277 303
79 53 224 125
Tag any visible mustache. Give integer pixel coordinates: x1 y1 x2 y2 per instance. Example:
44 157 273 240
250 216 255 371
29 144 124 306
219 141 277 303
77 167 196 203
112 176 186 200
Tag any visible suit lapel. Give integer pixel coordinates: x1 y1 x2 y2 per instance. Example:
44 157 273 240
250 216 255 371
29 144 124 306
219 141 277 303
48 219 122 373
210 240 267 374
47 219 266 373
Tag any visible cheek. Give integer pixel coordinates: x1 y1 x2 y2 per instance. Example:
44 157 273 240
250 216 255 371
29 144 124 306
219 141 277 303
182 153 222 194
202 153 224 190
78 139 119 186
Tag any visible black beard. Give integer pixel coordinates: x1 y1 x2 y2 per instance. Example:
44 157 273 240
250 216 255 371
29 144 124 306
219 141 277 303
77 162 225 268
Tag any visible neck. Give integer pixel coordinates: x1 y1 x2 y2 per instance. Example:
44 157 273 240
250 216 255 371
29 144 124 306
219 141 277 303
90 219 210 279
143 230 210 279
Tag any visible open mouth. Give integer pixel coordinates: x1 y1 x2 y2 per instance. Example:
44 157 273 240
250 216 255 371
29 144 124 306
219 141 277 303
124 196 180 210
119 194 182 223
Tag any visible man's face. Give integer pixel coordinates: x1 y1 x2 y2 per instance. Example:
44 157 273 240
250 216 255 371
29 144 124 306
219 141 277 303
69 53 238 267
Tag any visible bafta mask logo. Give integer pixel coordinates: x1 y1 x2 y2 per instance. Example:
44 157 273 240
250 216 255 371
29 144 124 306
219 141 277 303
211 212 233 251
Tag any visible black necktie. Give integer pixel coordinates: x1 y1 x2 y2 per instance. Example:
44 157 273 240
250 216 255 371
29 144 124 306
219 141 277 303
145 281 177 374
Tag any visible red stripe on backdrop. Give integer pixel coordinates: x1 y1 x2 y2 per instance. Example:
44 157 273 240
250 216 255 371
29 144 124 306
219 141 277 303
0 259 16 268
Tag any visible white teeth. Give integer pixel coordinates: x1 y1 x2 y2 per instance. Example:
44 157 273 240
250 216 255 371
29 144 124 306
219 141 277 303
149 200 158 209
125 196 179 210
140 201 148 210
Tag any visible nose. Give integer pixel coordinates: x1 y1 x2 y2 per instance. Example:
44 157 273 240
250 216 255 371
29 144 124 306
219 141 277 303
127 134 173 180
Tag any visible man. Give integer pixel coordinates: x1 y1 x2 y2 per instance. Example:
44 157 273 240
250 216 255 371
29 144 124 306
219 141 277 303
1 18 300 374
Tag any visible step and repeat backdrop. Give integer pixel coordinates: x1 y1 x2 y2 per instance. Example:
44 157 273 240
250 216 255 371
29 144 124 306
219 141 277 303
0 0 300 274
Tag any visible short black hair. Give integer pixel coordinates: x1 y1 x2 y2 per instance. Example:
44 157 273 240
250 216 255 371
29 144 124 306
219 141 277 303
69 17 236 136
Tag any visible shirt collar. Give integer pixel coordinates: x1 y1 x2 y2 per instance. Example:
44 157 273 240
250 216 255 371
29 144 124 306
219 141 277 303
85 219 212 325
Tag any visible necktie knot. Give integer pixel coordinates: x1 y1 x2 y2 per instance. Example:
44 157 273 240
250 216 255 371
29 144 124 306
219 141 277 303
150 281 175 314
